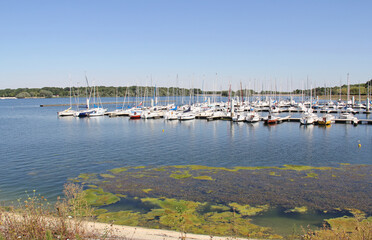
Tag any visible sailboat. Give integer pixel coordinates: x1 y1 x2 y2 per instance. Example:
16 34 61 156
245 110 260 123
300 111 318 125
232 112 246 122
74 98 95 118
300 84 318 125
107 87 131 117
58 107 76 117
318 114 335 125
58 85 76 117
84 86 107 117
264 114 279 124
74 77 107 117
178 106 195 120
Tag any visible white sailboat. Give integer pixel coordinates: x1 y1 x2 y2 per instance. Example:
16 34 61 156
340 112 358 125
178 107 195 121
245 111 260 123
58 85 76 117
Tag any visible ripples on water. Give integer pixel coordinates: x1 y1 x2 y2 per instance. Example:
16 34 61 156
0 98 371 202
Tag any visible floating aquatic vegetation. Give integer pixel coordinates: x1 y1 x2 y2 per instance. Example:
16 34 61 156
229 203 270 216
325 215 372 233
269 171 281 176
305 172 318 178
95 196 281 239
285 206 308 213
169 170 192 179
83 188 120 206
77 173 97 181
97 210 142 226
79 164 372 214
109 167 128 174
193 176 214 181
100 174 115 178
281 164 333 171
75 164 371 237
142 189 152 193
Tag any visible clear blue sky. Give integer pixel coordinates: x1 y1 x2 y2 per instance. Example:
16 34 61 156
1 0 371 91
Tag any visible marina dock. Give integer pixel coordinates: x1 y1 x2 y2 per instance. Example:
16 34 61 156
282 118 372 124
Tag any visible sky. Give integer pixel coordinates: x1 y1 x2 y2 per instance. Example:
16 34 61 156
1 0 371 91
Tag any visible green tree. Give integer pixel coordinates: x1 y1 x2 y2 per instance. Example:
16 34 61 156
16 92 31 98
39 90 53 98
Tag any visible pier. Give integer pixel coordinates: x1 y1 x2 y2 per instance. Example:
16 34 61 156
281 118 372 124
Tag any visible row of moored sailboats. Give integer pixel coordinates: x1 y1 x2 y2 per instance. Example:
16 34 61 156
58 96 366 126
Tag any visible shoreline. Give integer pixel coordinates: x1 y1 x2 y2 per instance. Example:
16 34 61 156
86 221 253 240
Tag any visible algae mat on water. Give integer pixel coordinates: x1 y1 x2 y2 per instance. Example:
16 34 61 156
74 164 371 238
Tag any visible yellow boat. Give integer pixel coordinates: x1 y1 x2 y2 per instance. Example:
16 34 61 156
318 114 334 125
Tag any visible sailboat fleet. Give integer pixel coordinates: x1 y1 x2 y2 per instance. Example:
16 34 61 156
58 77 107 118
57 92 371 126
58 78 372 127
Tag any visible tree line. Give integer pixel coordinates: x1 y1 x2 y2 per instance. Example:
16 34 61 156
1 81 371 98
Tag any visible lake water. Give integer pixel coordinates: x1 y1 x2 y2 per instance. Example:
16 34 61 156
0 97 371 204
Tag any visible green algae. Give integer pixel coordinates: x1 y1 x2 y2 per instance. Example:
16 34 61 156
77 163 371 238
325 209 371 232
98 210 142 225
346 208 366 218
235 166 278 171
153 167 166 171
269 171 281 176
109 167 128 174
115 194 127 198
87 184 98 188
306 172 319 178
132 174 145 178
169 171 192 179
93 209 108 215
142 189 152 193
100 174 115 178
197 203 230 213
282 164 332 171
133 166 145 169
286 206 308 213
83 188 120 206
77 173 97 181
193 176 214 181
164 164 335 173
93 197 280 238
80 164 371 215
229 203 270 216
326 216 361 232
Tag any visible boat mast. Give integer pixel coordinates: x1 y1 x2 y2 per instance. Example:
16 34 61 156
240 82 243 105
347 73 350 104
339 78 342 101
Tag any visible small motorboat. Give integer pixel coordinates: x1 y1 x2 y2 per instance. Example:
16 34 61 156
129 110 142 119
264 114 278 124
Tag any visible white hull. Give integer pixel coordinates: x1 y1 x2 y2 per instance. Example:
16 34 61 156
178 114 195 121
58 109 76 117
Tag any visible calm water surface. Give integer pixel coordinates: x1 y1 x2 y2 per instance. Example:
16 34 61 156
0 98 371 202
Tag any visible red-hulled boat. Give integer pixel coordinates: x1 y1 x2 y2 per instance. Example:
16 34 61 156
129 111 141 119
264 115 278 124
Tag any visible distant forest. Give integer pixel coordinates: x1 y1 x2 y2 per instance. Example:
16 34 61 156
1 79 371 98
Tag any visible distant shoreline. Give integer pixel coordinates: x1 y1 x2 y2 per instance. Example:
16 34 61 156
1 94 369 101
0 97 46 99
